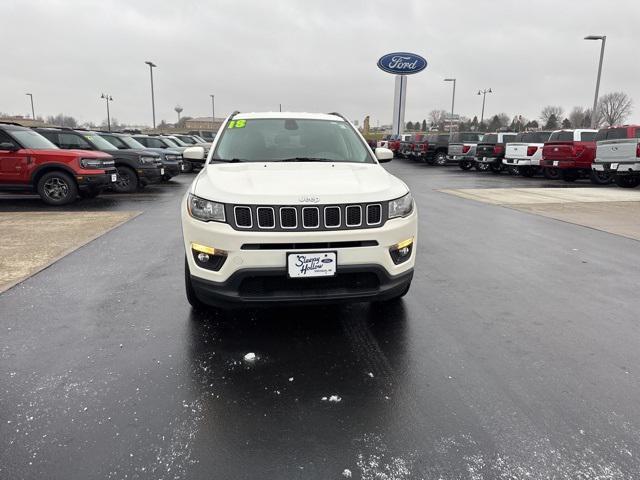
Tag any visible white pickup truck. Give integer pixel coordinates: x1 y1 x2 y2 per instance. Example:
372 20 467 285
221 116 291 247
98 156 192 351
592 125 640 188
502 131 552 177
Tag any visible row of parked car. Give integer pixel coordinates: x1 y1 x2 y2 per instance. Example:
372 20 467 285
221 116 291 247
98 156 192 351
380 125 640 188
0 122 212 204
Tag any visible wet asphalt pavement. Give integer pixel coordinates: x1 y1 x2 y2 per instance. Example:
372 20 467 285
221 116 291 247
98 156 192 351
2 162 640 479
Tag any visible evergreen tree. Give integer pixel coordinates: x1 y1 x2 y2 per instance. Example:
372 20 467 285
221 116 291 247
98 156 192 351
561 118 572 129
488 115 501 132
545 114 559 130
406 121 413 130
421 119 427 132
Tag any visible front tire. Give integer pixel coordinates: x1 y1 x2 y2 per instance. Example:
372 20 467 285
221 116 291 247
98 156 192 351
185 256 207 310
589 170 612 185
543 167 561 180
490 162 503 174
507 166 520 176
113 166 138 193
521 166 537 178
614 175 640 188
459 160 474 171
434 152 448 166
37 171 78 206
475 162 490 172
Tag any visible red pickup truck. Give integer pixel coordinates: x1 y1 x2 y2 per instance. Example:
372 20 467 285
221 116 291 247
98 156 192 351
540 129 610 184
0 123 117 205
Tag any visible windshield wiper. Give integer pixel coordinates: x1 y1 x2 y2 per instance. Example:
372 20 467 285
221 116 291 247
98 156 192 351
278 157 332 162
214 158 245 163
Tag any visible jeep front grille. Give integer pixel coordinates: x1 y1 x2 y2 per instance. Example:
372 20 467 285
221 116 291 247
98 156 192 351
228 203 388 232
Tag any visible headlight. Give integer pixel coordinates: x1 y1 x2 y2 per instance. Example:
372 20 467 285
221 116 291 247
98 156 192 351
80 158 115 169
187 193 226 222
388 192 413 219
139 156 158 164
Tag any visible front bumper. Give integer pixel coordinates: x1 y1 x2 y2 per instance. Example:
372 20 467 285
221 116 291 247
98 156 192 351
593 162 640 174
162 163 182 177
137 165 164 185
190 265 413 308
76 168 118 191
182 198 417 303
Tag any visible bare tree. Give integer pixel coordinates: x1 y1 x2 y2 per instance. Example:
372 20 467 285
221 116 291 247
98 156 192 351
46 114 78 128
597 92 633 127
428 109 447 128
569 107 586 129
540 106 564 126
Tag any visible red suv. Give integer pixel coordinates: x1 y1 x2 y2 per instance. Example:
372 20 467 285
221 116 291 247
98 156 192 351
0 123 117 205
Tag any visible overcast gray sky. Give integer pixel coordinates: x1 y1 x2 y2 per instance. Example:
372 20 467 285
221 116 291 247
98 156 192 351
3 0 639 127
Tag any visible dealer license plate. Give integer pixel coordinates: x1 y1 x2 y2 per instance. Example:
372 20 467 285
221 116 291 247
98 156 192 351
181 163 185 171
287 252 336 278
160 168 165 175
553 161 559 167
611 163 619 170
111 174 117 182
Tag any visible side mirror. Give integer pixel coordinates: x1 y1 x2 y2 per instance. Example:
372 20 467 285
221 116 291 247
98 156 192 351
183 146 206 161
375 147 394 163
0 142 18 151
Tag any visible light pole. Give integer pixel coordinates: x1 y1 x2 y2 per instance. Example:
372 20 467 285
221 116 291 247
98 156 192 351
477 88 492 129
210 94 215 124
100 93 113 131
145 61 157 129
585 35 606 128
25 93 35 120
444 78 456 133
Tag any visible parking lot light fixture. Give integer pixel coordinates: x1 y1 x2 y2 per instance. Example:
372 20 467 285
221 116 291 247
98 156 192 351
25 93 35 120
145 61 157 129
210 94 215 125
444 78 456 133
584 35 607 129
100 93 113 131
477 88 492 129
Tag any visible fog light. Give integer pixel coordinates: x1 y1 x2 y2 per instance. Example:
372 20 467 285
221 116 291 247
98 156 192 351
191 242 227 272
389 238 414 265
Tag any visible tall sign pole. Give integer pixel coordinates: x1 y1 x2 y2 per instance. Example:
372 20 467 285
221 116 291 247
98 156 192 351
392 75 407 136
377 52 427 136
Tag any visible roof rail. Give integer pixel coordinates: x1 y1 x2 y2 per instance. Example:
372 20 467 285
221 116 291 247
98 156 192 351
32 125 74 130
0 121 26 127
327 112 348 121
228 110 240 120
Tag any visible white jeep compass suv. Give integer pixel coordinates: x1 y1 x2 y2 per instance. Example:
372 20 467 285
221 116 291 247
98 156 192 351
181 112 417 309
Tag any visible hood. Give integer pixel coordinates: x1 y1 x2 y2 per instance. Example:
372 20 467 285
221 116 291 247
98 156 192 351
27 149 113 160
137 147 183 156
108 148 160 159
193 162 409 204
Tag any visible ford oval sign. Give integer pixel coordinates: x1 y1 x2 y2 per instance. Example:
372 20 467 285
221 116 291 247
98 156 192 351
377 52 427 75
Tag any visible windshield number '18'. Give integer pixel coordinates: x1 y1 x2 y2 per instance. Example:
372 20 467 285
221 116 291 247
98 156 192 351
227 120 246 129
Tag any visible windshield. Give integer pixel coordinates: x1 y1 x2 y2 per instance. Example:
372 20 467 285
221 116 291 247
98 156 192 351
10 130 58 149
175 135 196 144
481 134 498 143
212 118 374 163
522 131 552 143
166 136 188 146
100 134 129 149
162 137 180 147
549 131 574 141
120 136 146 149
83 133 117 150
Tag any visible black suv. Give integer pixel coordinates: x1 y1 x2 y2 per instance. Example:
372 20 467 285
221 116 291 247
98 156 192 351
133 135 197 172
423 133 450 165
34 128 163 192
97 132 183 181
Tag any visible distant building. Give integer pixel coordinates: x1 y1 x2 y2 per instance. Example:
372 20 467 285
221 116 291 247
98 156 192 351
0 116 46 127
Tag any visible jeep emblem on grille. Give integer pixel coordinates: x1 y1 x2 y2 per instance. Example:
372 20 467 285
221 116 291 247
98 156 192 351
299 195 320 203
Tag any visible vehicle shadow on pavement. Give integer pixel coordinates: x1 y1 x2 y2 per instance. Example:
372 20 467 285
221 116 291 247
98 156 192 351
179 302 414 478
